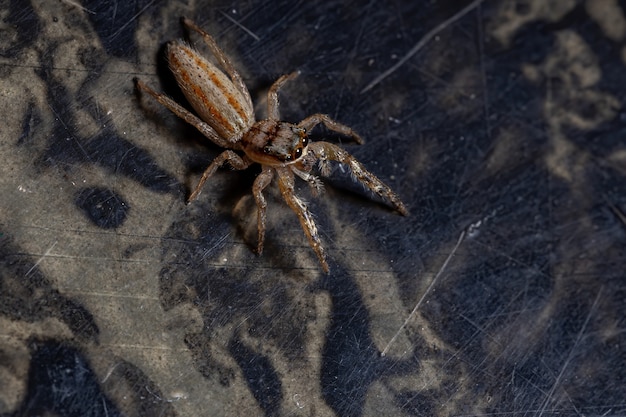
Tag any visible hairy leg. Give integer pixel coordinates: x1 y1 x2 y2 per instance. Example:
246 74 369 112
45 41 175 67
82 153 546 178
297 113 363 144
135 78 236 149
275 167 329 273
252 167 274 254
188 150 252 203
267 71 299 121
308 142 409 215
292 167 324 196
182 17 253 112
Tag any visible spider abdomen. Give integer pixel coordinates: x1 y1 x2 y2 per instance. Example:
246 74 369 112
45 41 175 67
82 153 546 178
167 41 254 140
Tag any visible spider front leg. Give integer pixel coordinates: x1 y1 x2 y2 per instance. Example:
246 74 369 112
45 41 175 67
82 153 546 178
308 142 409 216
275 167 329 273
188 150 252 203
181 17 253 112
267 71 300 120
298 113 363 144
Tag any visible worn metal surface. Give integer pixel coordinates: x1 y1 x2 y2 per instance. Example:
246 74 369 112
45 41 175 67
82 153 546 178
1 1 624 416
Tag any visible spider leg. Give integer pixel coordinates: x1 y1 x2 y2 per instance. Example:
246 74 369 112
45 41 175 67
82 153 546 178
135 78 236 150
297 113 363 144
181 17 253 112
275 167 329 273
308 142 409 216
292 167 324 196
267 71 299 120
252 166 274 255
188 150 252 203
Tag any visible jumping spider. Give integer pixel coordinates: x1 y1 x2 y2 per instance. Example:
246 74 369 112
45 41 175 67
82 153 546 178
136 18 408 272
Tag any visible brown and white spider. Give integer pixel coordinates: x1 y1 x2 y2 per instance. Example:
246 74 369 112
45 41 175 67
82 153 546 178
136 18 408 272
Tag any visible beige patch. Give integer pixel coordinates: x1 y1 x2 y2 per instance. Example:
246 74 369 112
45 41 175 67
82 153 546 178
490 0 578 46
586 0 626 41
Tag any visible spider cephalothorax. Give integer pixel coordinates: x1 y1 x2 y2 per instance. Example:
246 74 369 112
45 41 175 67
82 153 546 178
243 120 308 164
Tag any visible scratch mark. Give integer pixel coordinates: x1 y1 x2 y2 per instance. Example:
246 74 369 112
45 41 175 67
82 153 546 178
101 362 121 383
475 2 492 141
25 240 58 276
201 232 230 261
110 0 157 40
263 0 305 36
537 287 604 417
61 289 159 300
106 343 189 351
606 199 626 228
60 0 96 14
220 10 260 41
32 253 156 264
333 0 375 119
47 103 93 167
381 225 468 357
361 0 486 94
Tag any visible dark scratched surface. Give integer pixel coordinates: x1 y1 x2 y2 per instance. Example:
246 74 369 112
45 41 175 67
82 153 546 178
1 0 625 416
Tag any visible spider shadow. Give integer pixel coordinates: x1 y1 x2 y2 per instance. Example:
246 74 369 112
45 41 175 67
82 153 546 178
227 184 300 271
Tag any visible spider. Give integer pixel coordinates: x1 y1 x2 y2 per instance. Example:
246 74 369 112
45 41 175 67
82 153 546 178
135 18 408 273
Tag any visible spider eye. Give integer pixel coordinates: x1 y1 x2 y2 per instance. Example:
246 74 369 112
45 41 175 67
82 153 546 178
263 146 271 154
302 136 309 147
293 147 303 159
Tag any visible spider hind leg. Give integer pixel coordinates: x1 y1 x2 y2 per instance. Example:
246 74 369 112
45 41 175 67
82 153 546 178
251 167 274 255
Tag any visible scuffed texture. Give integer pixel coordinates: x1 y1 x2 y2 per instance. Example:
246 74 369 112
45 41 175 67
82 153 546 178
1 1 625 416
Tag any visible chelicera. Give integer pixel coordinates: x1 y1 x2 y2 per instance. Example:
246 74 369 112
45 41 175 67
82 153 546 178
136 18 408 272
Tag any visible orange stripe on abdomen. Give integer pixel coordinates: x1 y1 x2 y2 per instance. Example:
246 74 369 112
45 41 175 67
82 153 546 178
167 46 238 136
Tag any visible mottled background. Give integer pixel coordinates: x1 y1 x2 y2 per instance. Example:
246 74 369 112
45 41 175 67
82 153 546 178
1 0 625 416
